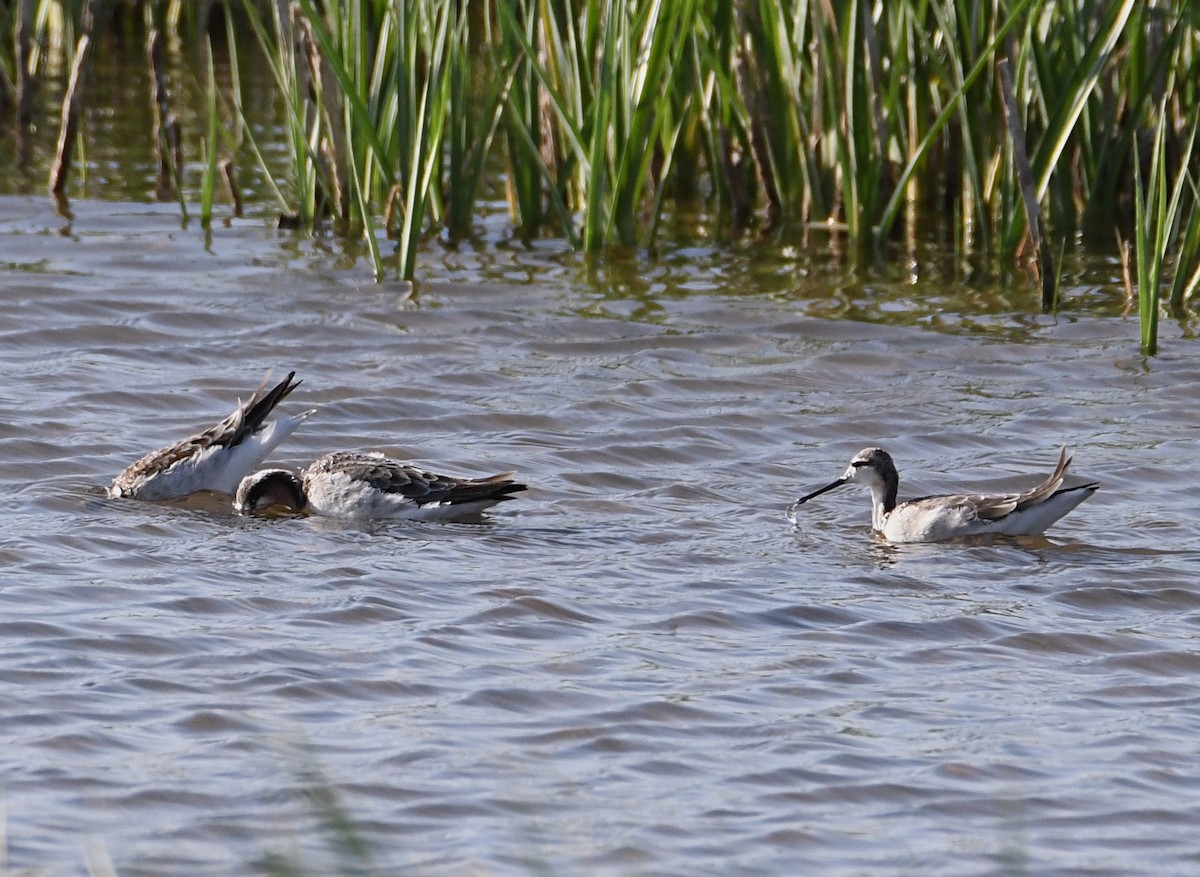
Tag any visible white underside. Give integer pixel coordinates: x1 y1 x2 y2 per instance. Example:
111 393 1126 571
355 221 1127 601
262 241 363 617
877 487 1097 543
303 471 498 520
114 411 312 500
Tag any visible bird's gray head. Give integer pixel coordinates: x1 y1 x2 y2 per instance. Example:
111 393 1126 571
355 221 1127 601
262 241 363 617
234 468 307 513
843 447 897 485
792 446 893 509
791 446 904 518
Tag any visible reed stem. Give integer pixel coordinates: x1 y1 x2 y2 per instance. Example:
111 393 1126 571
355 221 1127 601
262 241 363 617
48 32 90 197
3 0 1197 307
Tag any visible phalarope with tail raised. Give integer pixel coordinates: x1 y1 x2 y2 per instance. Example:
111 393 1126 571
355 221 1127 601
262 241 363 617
109 371 313 501
788 446 1097 543
234 451 526 520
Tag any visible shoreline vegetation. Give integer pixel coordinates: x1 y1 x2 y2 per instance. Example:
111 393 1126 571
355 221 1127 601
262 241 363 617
1 0 1198 353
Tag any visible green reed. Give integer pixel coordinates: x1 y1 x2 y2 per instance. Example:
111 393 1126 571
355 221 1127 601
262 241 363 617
238 1 320 222
1129 111 1200 355
490 0 701 248
237 0 485 279
199 35 218 228
259 764 377 877
3 0 1199 311
473 0 1198 270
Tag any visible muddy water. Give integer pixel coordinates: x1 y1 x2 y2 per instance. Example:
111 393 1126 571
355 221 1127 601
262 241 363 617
2 193 1200 876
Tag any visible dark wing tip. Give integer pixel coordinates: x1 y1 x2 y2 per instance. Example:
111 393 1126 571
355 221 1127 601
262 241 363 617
490 479 528 502
237 370 302 437
267 370 301 404
418 470 527 507
458 472 527 504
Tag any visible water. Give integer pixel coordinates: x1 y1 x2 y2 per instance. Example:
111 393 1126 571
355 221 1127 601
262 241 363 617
1 191 1199 876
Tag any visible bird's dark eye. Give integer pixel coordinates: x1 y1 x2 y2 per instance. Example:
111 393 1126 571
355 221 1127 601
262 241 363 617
851 460 867 468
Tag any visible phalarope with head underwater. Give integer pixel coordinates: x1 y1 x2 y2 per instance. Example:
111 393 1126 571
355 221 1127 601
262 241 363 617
234 450 527 520
788 446 1097 543
109 371 314 501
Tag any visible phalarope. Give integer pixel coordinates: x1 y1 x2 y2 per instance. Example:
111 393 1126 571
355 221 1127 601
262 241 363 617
109 372 313 501
234 451 526 520
788 446 1097 543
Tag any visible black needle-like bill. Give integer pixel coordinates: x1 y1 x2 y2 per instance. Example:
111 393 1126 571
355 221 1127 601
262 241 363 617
792 476 847 507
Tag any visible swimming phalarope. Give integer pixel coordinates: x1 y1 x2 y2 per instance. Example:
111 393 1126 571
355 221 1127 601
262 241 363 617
109 372 313 501
234 451 527 520
788 446 1098 543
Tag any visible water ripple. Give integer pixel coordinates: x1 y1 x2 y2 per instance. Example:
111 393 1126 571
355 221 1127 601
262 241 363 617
1 195 1199 876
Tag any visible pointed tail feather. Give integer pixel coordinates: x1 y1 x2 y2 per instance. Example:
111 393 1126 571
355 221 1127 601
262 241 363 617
1015 446 1072 511
230 371 302 447
447 473 527 506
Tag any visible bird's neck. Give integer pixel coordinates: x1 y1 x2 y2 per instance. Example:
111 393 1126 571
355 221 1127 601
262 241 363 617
868 475 899 530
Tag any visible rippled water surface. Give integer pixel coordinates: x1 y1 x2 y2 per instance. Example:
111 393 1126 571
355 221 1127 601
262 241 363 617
3 195 1200 876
